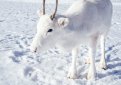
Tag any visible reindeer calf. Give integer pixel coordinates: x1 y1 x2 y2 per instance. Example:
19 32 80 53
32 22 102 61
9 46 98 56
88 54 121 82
30 0 112 80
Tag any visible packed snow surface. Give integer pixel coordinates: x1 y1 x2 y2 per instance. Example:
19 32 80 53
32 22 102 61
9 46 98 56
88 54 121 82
0 1 121 85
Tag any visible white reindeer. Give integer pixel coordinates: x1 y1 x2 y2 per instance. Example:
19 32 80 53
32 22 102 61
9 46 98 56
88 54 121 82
30 0 112 80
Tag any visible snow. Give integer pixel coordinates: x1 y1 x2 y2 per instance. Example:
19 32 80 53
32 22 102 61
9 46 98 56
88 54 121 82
1 0 121 4
0 0 121 85
0 0 77 4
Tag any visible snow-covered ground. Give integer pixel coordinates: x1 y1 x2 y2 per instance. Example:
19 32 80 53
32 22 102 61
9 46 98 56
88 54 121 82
0 0 121 85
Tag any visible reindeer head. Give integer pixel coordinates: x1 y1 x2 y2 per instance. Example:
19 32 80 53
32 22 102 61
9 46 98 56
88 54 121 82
30 0 69 53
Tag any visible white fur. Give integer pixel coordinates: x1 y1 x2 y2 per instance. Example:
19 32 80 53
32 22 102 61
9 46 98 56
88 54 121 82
30 0 112 80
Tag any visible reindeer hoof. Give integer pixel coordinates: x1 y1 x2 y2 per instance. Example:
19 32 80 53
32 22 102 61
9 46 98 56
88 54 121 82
85 57 90 64
67 70 77 79
86 74 96 80
101 66 107 70
85 60 90 64
100 62 107 70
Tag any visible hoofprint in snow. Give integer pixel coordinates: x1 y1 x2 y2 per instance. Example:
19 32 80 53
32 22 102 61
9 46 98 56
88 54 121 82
0 1 121 85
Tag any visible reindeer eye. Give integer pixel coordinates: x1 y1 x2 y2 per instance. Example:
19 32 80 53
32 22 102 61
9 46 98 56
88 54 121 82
48 29 53 32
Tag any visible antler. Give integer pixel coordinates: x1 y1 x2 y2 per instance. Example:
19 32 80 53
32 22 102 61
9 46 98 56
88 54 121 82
43 0 46 15
42 0 58 19
51 0 58 20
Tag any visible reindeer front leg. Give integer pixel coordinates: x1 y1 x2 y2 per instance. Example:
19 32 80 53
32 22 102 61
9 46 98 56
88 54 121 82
67 47 78 79
100 35 107 70
87 36 98 80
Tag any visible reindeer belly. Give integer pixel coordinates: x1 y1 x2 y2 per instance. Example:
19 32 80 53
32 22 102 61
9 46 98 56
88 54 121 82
55 31 91 51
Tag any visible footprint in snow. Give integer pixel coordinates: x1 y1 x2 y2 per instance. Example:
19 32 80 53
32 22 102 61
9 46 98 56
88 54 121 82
15 36 30 49
10 51 25 63
24 66 38 81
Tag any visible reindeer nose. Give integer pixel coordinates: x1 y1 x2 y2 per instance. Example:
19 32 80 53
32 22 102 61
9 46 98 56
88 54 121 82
30 46 37 53
34 48 37 53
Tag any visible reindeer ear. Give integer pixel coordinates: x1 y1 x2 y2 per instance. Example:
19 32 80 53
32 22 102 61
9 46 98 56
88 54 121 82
57 17 69 27
37 10 43 17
